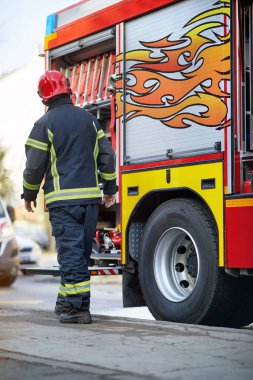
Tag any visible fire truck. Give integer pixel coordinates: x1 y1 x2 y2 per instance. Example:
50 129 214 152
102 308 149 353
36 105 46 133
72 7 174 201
32 0 253 327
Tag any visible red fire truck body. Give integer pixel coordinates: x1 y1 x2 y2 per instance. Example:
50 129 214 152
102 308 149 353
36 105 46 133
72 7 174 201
40 0 253 327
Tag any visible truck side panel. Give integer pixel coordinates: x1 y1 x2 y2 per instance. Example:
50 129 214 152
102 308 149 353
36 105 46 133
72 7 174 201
121 160 224 266
225 197 253 268
116 0 230 164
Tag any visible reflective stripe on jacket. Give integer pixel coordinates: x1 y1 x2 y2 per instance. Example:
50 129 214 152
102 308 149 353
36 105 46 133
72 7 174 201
23 96 116 206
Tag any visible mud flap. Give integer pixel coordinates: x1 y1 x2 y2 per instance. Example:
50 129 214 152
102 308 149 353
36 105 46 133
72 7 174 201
122 265 146 307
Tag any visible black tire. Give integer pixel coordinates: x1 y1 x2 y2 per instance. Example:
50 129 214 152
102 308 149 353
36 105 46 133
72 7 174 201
0 273 18 287
139 198 253 327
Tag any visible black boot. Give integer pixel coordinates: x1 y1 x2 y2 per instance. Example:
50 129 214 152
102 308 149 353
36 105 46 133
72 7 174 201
54 303 71 316
59 309 92 324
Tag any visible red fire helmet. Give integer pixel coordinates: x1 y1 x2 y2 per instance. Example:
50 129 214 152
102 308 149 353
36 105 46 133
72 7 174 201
37 70 71 101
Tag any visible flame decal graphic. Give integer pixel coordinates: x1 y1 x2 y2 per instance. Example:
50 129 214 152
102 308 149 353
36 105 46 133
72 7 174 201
116 0 230 129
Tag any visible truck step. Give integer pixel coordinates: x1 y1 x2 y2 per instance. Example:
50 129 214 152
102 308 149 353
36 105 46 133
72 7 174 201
20 265 122 276
90 252 121 261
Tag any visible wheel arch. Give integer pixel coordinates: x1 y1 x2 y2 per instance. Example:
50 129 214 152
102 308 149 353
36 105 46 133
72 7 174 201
125 187 218 263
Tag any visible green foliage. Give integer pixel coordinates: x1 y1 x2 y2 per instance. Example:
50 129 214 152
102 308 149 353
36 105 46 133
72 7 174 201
0 146 13 200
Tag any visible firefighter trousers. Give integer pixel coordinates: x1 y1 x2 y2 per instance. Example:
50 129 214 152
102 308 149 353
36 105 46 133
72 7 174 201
49 204 99 311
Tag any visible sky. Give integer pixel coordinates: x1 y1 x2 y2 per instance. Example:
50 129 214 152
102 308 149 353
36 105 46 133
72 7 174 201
0 0 76 75
0 0 78 203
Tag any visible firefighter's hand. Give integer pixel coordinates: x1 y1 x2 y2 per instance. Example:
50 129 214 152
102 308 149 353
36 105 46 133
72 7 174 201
24 200 37 213
103 194 116 208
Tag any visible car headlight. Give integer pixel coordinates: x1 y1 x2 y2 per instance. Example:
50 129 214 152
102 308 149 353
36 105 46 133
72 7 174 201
31 245 41 254
0 222 14 239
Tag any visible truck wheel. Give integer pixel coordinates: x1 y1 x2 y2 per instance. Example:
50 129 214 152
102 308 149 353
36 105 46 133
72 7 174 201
139 198 250 327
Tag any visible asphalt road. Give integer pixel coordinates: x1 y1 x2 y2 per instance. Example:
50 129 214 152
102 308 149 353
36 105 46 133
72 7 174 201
0 269 153 319
14 252 154 319
0 255 253 380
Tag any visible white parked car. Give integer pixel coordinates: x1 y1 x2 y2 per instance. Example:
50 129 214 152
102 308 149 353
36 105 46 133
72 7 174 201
16 236 41 264
0 198 19 286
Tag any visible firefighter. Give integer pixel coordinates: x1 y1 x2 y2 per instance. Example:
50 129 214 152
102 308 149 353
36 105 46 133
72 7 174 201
22 70 116 324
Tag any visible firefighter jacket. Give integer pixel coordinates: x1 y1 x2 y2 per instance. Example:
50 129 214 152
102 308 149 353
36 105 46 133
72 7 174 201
22 96 116 208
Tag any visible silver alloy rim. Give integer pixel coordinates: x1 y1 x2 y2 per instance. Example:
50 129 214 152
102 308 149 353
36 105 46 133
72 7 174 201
154 227 199 302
